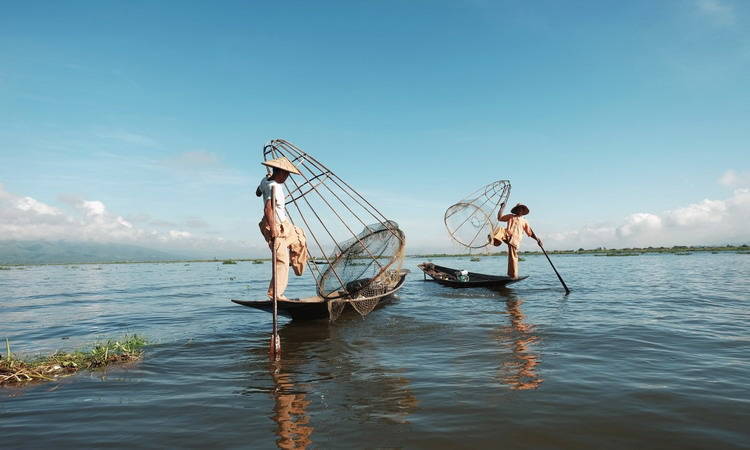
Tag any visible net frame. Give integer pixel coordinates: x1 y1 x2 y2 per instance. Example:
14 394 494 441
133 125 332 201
317 222 405 300
444 180 512 249
263 139 406 303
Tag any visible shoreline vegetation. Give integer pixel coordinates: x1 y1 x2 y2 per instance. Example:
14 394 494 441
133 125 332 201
415 244 749 258
1 335 147 386
0 245 748 268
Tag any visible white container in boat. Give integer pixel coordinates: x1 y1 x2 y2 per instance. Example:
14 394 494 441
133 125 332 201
456 269 469 282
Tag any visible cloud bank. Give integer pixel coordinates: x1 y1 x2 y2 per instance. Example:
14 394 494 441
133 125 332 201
0 184 262 257
545 188 750 249
3 175 749 256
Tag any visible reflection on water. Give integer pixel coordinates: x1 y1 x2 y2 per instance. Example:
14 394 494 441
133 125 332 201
259 317 419 449
496 291 543 390
270 361 313 449
262 323 319 449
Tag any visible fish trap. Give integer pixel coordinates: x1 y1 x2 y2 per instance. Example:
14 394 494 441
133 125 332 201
444 180 511 249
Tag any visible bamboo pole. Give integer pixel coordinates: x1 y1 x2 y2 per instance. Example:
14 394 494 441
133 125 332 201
270 191 281 359
537 242 571 295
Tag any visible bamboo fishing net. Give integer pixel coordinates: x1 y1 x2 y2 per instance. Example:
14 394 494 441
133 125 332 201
263 140 406 321
444 180 512 249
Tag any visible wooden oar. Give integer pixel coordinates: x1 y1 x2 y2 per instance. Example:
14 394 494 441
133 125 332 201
537 241 570 295
269 191 281 359
270 236 281 358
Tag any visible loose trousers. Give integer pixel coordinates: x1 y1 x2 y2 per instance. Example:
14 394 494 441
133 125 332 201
491 226 520 278
507 244 519 279
260 219 291 299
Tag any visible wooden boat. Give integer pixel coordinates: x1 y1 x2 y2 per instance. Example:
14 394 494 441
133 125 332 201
232 271 408 321
417 262 527 288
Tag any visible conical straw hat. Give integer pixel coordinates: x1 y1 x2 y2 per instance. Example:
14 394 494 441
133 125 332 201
261 156 301 175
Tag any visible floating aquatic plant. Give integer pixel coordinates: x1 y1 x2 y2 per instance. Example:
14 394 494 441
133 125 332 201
1 335 147 386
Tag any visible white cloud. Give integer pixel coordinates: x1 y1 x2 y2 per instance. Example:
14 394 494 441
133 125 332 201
718 169 750 187
4 179 748 257
168 230 192 239
616 213 662 238
16 196 61 216
0 184 265 257
117 217 133 229
663 198 727 226
81 200 106 217
544 188 750 249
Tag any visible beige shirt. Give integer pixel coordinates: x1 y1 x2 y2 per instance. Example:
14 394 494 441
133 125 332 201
499 214 534 248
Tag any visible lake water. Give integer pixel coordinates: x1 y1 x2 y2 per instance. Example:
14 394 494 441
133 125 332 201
1 253 749 449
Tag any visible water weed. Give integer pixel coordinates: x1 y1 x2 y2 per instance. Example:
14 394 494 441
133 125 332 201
1 335 147 386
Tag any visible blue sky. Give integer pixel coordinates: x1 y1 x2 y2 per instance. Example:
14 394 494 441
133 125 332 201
1 0 748 256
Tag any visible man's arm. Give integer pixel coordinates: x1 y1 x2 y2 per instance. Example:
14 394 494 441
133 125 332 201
264 199 278 238
497 202 506 221
524 222 542 246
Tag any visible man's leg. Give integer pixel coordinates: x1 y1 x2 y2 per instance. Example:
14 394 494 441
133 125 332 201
268 235 290 299
507 245 519 278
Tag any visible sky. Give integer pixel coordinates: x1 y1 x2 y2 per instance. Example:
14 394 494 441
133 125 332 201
1 0 748 257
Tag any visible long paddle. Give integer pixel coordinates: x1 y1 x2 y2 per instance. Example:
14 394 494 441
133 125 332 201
270 238 281 358
269 191 281 359
537 241 570 295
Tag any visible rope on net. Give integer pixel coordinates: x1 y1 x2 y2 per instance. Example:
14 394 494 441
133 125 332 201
444 180 512 249
263 139 406 321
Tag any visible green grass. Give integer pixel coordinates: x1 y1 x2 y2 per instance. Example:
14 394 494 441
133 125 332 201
1 335 147 386
222 260 237 265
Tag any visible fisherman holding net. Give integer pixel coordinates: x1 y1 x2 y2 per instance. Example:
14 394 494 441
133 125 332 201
256 156 302 301
491 203 542 279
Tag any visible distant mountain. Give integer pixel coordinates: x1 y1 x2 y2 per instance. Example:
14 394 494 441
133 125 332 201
0 240 190 265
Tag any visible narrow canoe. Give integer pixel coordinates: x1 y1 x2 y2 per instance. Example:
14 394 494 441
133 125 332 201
417 262 527 288
232 272 407 320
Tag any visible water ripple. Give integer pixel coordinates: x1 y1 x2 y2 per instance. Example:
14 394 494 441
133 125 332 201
1 255 749 448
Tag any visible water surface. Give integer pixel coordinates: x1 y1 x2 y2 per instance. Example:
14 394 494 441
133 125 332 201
1 253 749 448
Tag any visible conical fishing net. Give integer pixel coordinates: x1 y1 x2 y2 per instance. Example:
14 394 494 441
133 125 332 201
318 221 405 300
263 140 407 321
444 180 511 249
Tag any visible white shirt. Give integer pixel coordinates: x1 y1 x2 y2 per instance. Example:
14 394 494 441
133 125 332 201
257 176 287 222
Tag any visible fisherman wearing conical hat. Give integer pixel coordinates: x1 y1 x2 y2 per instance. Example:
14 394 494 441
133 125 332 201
491 203 542 279
256 156 301 301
